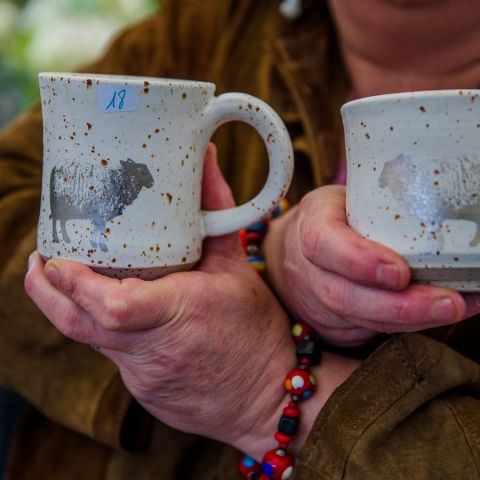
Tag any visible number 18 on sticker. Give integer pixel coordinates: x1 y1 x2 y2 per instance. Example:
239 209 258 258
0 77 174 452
97 85 139 113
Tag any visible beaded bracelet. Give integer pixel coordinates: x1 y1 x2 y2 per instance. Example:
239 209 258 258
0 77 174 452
238 200 322 480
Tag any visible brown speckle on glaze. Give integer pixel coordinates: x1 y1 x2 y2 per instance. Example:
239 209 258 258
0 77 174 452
365 133 370 139
419 106 426 112
86 79 93 89
394 214 401 220
166 193 173 204
182 93 187 99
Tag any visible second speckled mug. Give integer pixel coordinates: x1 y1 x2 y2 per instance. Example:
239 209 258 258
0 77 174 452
37 73 293 279
342 90 480 291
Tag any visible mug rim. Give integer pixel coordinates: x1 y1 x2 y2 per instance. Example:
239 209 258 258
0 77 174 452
38 72 216 90
341 89 480 113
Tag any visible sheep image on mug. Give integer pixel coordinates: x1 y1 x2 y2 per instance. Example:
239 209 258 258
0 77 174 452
50 159 154 252
342 90 480 291
38 73 294 279
378 153 480 251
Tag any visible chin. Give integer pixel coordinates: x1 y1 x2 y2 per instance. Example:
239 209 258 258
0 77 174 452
385 0 444 5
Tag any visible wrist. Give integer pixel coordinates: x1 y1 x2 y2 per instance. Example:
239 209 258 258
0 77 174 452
235 351 361 462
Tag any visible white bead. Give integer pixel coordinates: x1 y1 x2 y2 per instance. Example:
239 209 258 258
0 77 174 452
282 466 294 479
291 375 304 389
279 0 303 20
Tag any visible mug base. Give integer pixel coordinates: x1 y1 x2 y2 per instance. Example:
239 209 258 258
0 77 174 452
39 253 197 280
412 267 480 292
93 262 197 280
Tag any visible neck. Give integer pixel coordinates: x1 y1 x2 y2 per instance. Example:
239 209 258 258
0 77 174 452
327 0 480 97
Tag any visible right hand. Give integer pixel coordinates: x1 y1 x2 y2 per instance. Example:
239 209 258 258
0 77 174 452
23 146 360 460
264 185 480 347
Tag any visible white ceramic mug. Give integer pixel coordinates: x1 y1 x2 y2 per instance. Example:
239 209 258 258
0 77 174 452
342 89 480 291
37 73 293 279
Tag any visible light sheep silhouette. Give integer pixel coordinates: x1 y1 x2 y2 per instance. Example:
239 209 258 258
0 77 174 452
379 153 480 251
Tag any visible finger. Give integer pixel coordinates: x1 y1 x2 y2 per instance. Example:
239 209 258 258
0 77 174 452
462 293 480 318
299 185 411 291
24 252 119 348
43 257 186 332
310 265 466 333
200 142 243 263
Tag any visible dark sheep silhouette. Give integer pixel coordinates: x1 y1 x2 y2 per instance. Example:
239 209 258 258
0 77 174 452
50 158 154 252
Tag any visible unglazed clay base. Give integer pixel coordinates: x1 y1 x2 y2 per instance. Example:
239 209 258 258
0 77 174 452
412 267 480 291
93 262 197 280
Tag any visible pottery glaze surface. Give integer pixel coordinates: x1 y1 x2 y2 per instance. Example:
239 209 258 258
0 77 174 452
342 90 480 291
38 73 293 279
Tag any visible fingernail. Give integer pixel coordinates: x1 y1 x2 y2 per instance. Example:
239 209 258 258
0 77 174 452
28 252 37 272
431 297 457 323
376 263 400 289
44 262 60 288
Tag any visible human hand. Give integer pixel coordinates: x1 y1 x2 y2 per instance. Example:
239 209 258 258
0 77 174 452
25 145 359 459
264 185 480 347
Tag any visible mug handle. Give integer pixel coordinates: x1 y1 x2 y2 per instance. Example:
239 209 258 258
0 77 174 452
201 93 294 237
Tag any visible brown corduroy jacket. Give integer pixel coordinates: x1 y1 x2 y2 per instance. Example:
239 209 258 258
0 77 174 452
1 1 480 479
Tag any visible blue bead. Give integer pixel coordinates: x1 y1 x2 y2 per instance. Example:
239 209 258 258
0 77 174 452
248 255 265 263
242 456 256 468
246 220 268 235
262 461 274 477
303 390 313 399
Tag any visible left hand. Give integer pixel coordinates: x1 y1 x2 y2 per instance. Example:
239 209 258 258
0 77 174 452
263 186 480 347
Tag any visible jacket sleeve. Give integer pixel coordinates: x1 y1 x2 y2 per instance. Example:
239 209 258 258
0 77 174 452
0 0 233 449
296 333 480 480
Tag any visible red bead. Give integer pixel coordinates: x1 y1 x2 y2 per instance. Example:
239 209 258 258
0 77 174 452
239 456 261 478
291 322 314 344
274 432 293 444
284 368 317 399
246 231 263 244
283 402 300 417
240 229 248 252
261 449 295 479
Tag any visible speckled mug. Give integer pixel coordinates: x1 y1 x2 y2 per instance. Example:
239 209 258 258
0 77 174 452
342 89 480 291
37 73 293 279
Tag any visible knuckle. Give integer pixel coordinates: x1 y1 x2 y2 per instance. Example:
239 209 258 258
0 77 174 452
319 280 351 316
101 295 131 330
57 305 85 340
390 300 411 325
301 224 327 264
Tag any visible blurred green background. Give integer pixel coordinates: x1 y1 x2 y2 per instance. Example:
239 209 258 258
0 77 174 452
0 0 157 127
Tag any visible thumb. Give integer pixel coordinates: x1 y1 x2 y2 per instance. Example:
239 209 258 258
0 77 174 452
200 143 243 261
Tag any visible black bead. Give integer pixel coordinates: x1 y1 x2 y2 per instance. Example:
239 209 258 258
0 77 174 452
296 338 322 365
278 415 299 436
